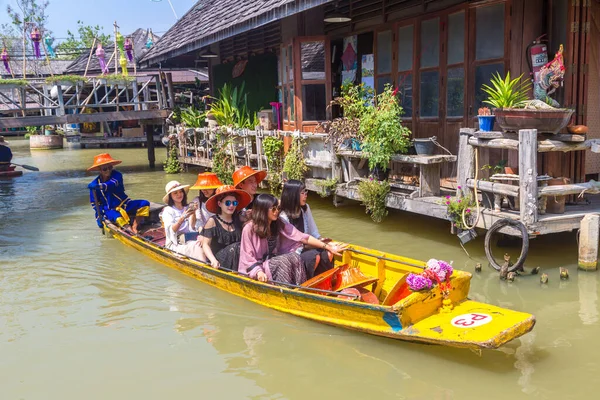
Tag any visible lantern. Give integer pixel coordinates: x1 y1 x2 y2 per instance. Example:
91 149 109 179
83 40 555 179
30 27 42 58
44 35 56 58
116 32 125 53
1 48 10 74
119 55 128 76
124 37 133 62
96 43 108 74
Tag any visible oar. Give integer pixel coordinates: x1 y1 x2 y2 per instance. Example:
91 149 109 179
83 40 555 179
90 187 105 234
11 163 39 171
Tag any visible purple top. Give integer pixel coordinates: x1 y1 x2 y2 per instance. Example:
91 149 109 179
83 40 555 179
239 219 309 280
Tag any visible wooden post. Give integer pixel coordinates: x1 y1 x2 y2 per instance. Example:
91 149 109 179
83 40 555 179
519 129 538 226
22 26 27 79
132 80 140 111
113 21 119 74
159 72 169 109
166 72 175 109
155 75 164 109
579 214 599 271
84 37 97 77
56 84 65 116
456 128 475 198
145 123 155 168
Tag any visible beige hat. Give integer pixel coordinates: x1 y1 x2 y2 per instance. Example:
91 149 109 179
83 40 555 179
163 180 190 203
0 136 9 146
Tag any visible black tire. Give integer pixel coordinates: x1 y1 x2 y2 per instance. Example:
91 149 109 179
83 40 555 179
484 219 529 272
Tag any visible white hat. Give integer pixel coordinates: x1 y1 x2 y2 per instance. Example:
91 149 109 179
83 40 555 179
163 180 190 203
0 136 9 146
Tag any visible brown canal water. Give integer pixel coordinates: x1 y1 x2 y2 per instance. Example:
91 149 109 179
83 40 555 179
1 139 597 399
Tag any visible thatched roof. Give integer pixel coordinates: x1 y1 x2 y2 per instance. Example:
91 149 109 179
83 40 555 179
65 28 160 74
140 0 332 66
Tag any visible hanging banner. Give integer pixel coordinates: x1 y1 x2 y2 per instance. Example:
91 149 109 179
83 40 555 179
341 35 357 84
361 54 374 91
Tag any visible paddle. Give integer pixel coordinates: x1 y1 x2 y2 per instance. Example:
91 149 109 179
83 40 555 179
90 187 105 234
11 163 39 171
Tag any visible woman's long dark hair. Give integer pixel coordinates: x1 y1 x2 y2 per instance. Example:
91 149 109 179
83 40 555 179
198 188 216 204
252 194 283 238
280 180 305 219
168 190 188 207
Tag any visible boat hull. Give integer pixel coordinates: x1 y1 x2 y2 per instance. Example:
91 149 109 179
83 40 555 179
106 223 535 350
0 168 23 178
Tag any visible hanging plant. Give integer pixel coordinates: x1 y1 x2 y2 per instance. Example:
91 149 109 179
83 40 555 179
263 136 285 196
212 133 234 185
358 178 390 223
315 178 338 198
164 142 182 174
283 137 308 181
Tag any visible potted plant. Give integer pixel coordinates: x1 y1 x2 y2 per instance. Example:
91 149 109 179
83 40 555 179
477 107 495 132
360 85 411 176
358 178 390 223
482 72 573 134
282 137 308 180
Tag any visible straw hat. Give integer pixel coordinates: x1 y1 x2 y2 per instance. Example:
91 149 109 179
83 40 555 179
205 185 252 214
163 180 190 203
0 136 10 146
190 172 223 190
233 166 267 189
332 265 378 291
87 153 122 171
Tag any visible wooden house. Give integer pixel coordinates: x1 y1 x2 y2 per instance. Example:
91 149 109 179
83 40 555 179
140 0 599 183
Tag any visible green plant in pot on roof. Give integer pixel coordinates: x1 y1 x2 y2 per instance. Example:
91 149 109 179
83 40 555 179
359 84 411 177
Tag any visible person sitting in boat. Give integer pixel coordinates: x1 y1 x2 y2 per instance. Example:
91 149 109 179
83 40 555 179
201 185 252 270
279 180 333 278
233 166 267 211
0 136 13 172
87 153 150 233
161 180 205 260
190 172 223 232
239 194 347 285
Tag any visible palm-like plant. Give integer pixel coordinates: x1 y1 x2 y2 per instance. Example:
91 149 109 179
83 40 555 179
209 82 258 129
481 72 531 109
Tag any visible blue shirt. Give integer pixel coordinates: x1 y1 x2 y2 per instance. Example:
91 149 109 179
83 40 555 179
89 170 131 220
0 144 12 164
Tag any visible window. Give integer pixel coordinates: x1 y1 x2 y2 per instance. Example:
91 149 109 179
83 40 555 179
447 68 465 117
447 11 465 117
397 73 413 118
376 30 393 94
448 12 465 65
420 70 439 117
301 42 325 80
420 18 439 68
475 63 504 111
299 39 328 122
476 4 505 60
397 25 413 72
419 18 440 118
302 85 326 121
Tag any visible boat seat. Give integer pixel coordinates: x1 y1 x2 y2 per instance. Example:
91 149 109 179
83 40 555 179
301 265 343 291
382 274 411 306
142 227 167 247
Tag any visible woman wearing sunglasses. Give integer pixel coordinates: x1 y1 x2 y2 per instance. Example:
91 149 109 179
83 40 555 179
190 172 223 232
279 180 332 278
201 185 252 270
239 194 347 285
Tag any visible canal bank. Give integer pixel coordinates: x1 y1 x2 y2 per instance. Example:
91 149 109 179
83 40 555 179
1 139 598 399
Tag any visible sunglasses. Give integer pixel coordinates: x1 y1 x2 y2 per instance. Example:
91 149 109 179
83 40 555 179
100 165 113 172
271 204 281 213
222 200 239 207
301 189 309 195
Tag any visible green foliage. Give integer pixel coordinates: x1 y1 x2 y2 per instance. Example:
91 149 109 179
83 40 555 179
283 137 308 181
45 75 88 85
314 178 338 198
321 83 371 149
0 79 28 86
442 194 477 230
100 74 135 83
209 82 257 129
180 107 206 128
263 136 284 196
482 72 531 109
55 20 112 60
212 133 234 185
164 144 182 174
25 126 39 136
359 85 411 171
7 0 51 36
480 159 507 177
358 178 390 223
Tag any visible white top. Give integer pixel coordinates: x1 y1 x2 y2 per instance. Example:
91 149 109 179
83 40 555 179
161 205 194 249
191 196 214 231
280 203 320 239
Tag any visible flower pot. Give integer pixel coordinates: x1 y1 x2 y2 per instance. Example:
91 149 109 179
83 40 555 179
546 177 570 214
44 128 55 136
413 137 436 155
477 115 496 132
494 108 574 134
351 138 362 151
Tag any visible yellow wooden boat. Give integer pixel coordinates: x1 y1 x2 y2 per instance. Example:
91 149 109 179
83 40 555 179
104 220 535 350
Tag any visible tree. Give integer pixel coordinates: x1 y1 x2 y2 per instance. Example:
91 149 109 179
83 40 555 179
55 20 112 60
6 0 51 35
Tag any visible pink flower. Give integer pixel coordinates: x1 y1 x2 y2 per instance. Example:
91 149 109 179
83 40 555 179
446 201 450 205
466 208 471 213
457 185 462 190
457 199 461 203
445 195 451 199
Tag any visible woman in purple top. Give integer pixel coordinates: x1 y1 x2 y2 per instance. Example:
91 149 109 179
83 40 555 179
238 194 346 285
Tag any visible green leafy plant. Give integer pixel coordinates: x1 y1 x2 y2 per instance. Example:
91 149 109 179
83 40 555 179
481 159 507 176
315 178 338 198
358 178 390 223
442 194 477 230
99 74 135 83
360 85 411 171
211 133 234 185
180 107 206 128
209 82 257 129
0 79 28 86
55 20 112 60
164 143 182 174
482 72 531 109
283 137 308 181
263 136 285 196
25 126 39 137
45 75 88 85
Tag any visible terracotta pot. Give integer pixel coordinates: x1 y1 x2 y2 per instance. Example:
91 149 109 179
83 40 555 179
494 108 574 134
504 166 518 175
567 125 588 134
546 177 570 214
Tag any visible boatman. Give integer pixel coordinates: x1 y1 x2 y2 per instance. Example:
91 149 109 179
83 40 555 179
0 136 13 171
87 153 150 233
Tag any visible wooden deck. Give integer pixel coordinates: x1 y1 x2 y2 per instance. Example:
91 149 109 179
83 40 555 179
80 134 162 148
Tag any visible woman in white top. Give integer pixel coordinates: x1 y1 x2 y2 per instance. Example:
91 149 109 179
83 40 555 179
189 172 223 232
161 180 205 260
279 180 332 279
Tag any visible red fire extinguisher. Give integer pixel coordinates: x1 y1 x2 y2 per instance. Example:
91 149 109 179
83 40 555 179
526 35 548 84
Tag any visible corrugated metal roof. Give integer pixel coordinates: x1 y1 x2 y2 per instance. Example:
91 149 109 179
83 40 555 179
141 0 332 66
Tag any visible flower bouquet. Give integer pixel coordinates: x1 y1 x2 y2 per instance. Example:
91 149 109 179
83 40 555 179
406 259 454 292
